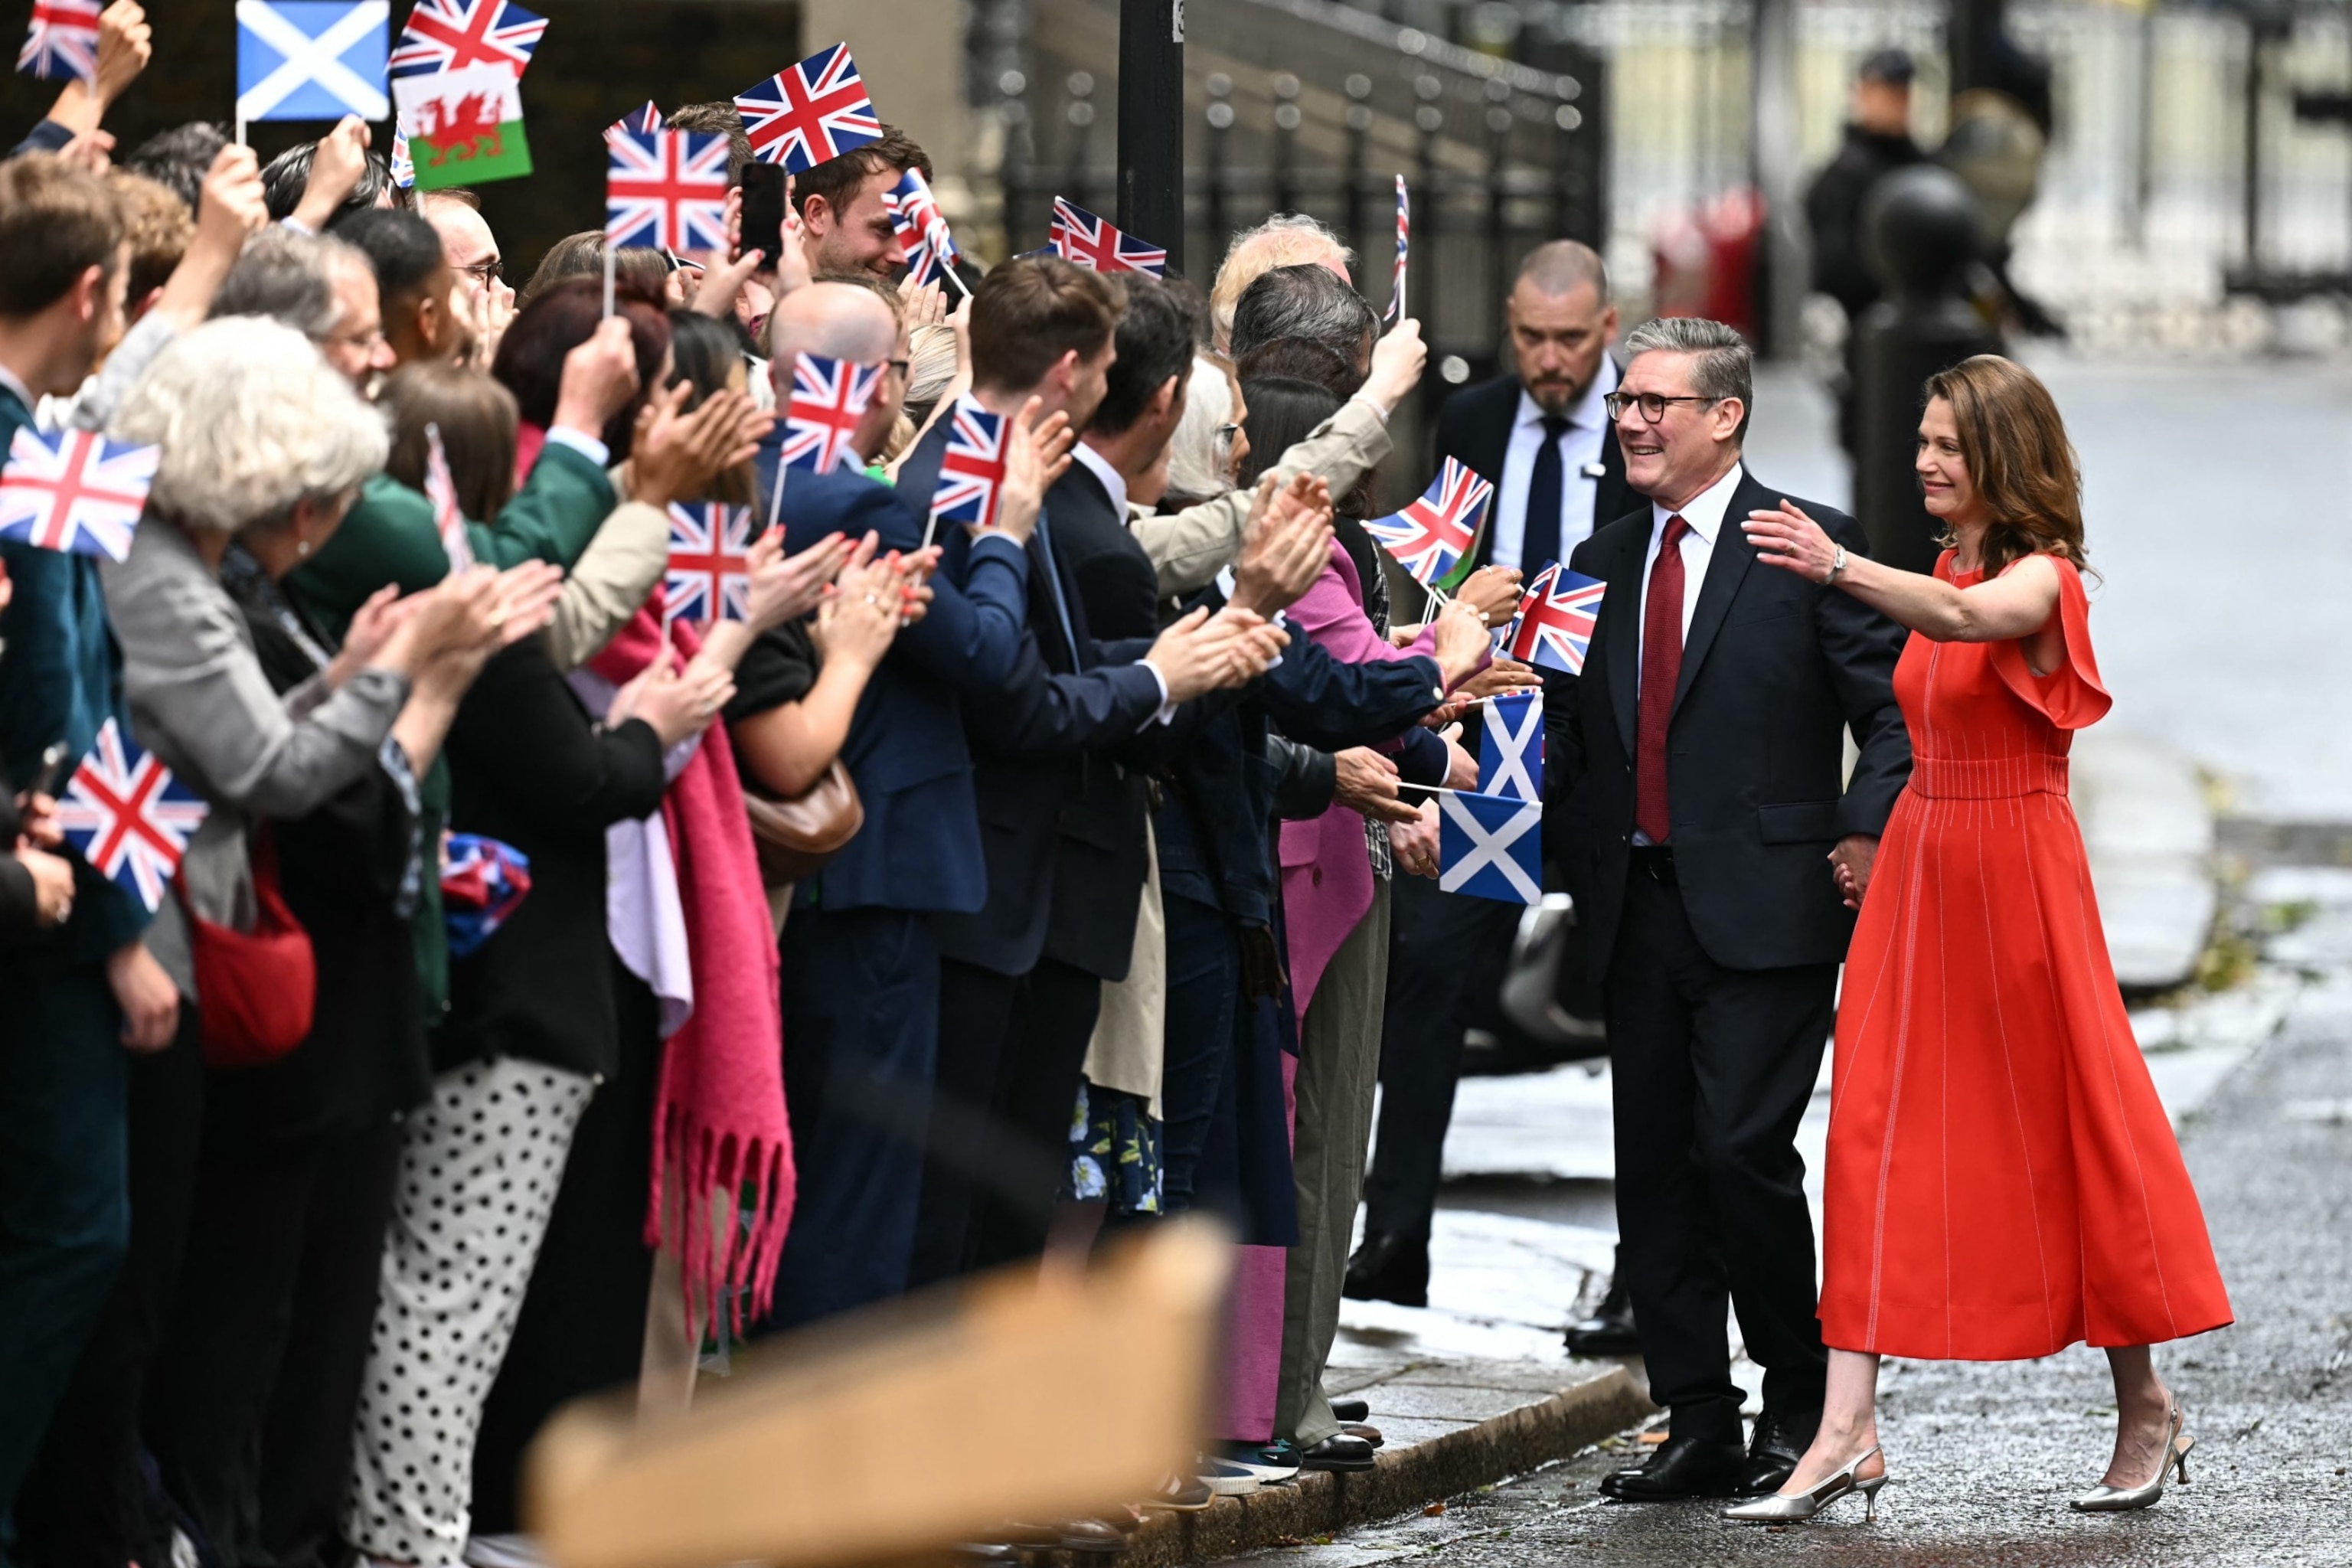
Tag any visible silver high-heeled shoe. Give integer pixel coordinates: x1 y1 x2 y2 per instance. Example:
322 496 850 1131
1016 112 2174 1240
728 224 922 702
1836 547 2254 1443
2072 1399 2193 1512
1720 1446 1886 1524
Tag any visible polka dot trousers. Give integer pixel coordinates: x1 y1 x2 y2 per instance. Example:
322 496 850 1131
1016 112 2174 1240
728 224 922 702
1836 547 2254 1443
343 1057 594 1568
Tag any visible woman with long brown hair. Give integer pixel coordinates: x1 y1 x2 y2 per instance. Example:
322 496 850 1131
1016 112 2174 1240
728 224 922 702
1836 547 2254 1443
1733 354 2231 1522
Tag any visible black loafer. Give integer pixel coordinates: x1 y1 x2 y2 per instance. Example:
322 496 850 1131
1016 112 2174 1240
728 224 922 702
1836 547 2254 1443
1342 1232 1429 1307
1736 1404 1822 1497
1597 1435 1746 1501
1562 1266 1639 1357
1330 1397 1370 1423
1297 1432 1378 1472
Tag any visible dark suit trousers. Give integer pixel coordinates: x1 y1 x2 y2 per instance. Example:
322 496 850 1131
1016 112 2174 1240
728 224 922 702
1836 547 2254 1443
969 958 1103 1270
909 959 1021 1289
769 906 939 1329
1361 875 1522 1241
1609 866 1832 1443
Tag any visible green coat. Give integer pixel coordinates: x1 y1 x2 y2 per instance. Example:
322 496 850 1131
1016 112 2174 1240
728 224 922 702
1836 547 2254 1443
286 441 618 1013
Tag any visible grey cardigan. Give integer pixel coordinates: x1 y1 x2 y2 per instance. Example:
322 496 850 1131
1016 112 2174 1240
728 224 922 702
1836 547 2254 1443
100 519 410 997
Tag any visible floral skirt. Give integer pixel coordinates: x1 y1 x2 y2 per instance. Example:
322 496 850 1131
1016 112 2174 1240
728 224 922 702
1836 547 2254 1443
1063 1080 1164 1216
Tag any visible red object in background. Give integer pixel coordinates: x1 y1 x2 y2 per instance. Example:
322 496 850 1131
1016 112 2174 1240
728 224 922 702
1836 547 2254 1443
1650 186 1766 337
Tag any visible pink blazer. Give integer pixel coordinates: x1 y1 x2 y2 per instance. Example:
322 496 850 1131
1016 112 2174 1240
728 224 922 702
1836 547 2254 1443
1276 541 1450 1018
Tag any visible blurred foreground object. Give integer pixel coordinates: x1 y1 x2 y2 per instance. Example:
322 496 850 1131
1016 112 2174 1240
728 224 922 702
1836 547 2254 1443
525 1218 1231 1568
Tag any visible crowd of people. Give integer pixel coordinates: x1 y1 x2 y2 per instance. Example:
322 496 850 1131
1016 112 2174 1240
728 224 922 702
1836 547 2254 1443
0 8 2233 1564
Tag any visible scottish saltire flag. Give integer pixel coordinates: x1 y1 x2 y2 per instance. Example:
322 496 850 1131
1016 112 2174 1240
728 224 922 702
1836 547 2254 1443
388 125 415 188
1048 198 1167 277
0 426 157 563
388 0 543 77
1478 690 1544 803
1506 560 1606 675
1383 175 1410 325
734 43 881 174
780 352 881 475
55 719 209 913
421 423 474 573
663 502 754 627
884 168 959 287
1438 790 1543 906
1362 457 1492 586
237 1 390 123
604 98 662 146
441 832 531 957
605 128 730 253
17 0 100 82
392 62 528 188
929 397 1008 534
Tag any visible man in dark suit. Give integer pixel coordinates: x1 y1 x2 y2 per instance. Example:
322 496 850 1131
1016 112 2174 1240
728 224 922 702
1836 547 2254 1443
1348 241 1640 1319
1543 316 1909 1501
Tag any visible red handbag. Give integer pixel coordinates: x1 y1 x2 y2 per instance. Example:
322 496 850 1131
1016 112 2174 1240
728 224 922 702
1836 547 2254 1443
183 828 317 1069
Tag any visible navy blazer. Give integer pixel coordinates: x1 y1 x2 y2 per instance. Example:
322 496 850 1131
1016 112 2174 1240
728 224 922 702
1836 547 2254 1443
753 446 1032 916
897 419 1165 978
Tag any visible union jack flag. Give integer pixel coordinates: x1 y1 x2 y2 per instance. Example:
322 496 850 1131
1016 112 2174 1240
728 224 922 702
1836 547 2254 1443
388 0 544 78
0 426 157 563
421 423 474 573
604 98 662 146
1383 175 1410 324
1047 198 1166 277
1363 457 1493 586
17 0 100 81
884 167 959 287
928 397 1008 535
1506 560 1606 676
388 125 416 188
55 719 209 913
734 42 882 174
605 127 731 254
780 352 881 475
441 832 531 957
662 501 754 627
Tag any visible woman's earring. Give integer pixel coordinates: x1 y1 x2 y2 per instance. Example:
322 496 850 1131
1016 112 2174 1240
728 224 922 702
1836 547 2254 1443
296 537 312 557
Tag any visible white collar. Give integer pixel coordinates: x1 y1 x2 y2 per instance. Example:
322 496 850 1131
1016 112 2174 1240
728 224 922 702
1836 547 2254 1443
1512 354 1619 432
1651 459 1745 544
1071 439 1129 518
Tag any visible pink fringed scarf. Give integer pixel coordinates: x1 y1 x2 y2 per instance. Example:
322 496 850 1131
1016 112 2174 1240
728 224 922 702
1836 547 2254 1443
591 606 795 1337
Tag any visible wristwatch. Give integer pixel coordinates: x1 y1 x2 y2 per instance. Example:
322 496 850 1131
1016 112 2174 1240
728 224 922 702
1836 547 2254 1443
1827 544 1848 584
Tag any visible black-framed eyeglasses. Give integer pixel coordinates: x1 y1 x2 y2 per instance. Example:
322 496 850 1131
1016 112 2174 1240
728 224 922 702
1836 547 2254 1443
458 257 505 283
1603 390 1720 425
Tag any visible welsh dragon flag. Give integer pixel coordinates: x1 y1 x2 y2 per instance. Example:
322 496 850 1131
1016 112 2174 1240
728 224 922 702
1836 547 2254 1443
392 63 531 188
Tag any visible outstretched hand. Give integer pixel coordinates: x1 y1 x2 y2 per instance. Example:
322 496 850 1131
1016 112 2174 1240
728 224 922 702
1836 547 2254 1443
1742 500 1841 583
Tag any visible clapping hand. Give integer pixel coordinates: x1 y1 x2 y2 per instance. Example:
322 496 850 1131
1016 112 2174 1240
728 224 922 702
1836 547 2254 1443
986 397 1062 544
1229 472 1334 616
609 649 733 748
743 528 852 632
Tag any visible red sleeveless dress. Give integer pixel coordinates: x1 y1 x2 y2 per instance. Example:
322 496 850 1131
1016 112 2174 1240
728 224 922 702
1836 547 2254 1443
1818 553 2232 1360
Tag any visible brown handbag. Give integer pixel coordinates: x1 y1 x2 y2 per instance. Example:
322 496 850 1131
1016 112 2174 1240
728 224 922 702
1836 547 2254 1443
739 759 863 887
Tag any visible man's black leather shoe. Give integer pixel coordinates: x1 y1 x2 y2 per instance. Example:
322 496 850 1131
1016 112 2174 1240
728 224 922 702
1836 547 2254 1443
1342 1232 1429 1307
1562 1265 1639 1356
1330 1397 1370 1423
1298 1433 1378 1472
1597 1436 1746 1501
1735 1404 1822 1497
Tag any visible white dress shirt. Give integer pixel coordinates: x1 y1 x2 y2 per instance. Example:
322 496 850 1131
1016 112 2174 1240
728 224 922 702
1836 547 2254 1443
1635 459 1744 668
1489 356 1618 571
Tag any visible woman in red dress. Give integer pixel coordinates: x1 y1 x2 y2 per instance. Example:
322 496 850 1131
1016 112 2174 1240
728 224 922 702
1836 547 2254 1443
1730 355 2231 1523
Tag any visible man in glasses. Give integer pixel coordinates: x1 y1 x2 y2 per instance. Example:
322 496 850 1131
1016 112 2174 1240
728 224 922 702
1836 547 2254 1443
1545 315 1910 1505
421 190 513 368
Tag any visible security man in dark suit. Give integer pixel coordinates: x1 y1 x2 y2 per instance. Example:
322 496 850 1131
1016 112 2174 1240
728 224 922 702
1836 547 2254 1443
1348 242 1640 1327
1544 317 1909 1502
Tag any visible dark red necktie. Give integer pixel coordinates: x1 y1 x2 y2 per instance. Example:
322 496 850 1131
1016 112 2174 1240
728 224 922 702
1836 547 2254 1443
1635 514 1691 844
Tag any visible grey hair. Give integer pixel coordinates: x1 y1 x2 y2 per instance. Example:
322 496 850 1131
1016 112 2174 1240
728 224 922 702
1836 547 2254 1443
209 227 372 342
1516 240 1609 301
1621 315 1753 443
902 322 960 420
1163 354 1236 504
1210 214 1354 350
113 315 389 534
1229 263 1378 370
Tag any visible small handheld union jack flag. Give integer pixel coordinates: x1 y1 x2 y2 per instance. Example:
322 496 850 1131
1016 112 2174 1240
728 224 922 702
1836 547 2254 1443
663 501 755 628
781 352 882 475
1506 560 1607 676
1383 175 1410 325
56 718 209 913
442 832 531 958
606 127 731 254
928 397 1008 539
884 168 959 289
388 126 416 189
421 423 474 574
604 98 662 146
17 0 100 82
389 0 546 78
1362 457 1493 586
1048 198 1168 277
735 42 882 174
0 426 158 563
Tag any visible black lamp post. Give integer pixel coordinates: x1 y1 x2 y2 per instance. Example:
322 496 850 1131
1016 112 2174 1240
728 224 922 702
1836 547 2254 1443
1116 0 1184 275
